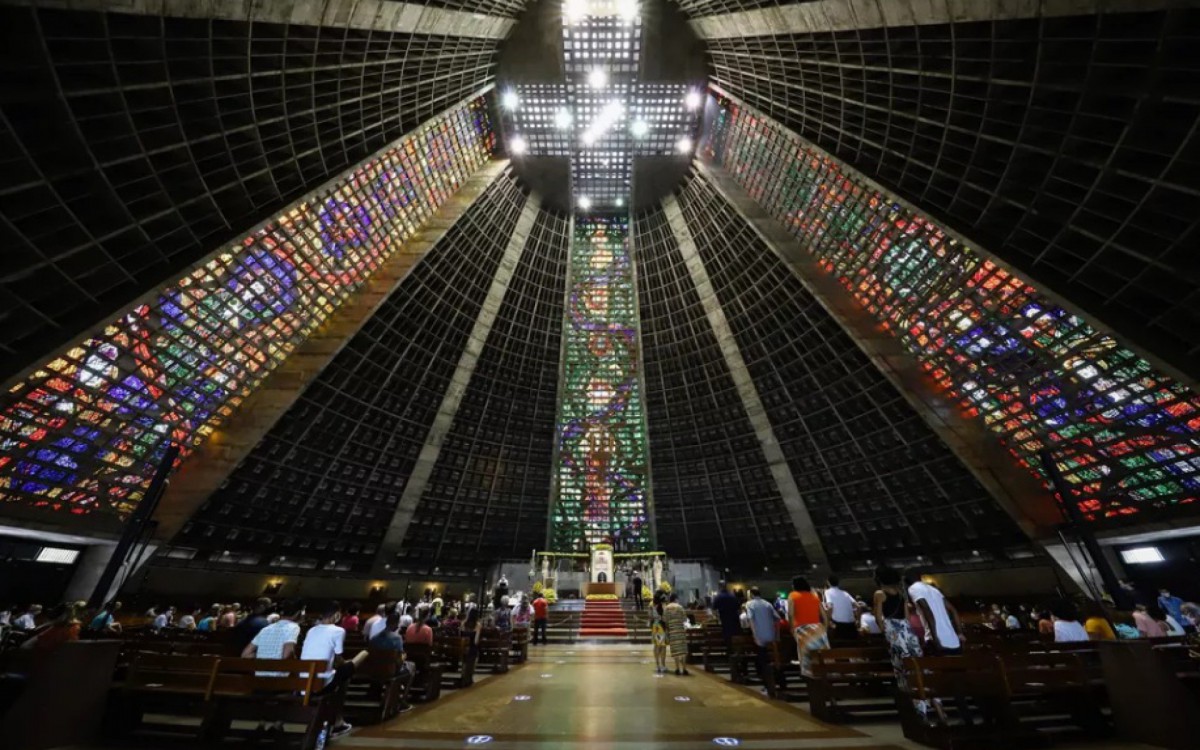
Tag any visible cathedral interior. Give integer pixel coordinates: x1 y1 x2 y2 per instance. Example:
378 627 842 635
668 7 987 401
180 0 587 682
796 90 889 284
2 2 1200 749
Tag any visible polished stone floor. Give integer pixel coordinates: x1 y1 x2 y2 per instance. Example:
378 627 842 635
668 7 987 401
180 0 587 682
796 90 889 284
345 643 896 750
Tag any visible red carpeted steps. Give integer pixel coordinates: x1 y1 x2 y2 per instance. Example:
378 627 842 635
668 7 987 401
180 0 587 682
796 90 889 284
578 599 628 637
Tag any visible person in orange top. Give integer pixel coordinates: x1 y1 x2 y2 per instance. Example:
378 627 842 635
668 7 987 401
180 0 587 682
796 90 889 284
28 601 84 667
531 593 549 645
786 576 828 677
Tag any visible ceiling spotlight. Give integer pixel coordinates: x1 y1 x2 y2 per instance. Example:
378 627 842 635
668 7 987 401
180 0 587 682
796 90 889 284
617 0 639 23
578 196 592 210
501 90 519 110
588 67 608 89
630 119 649 138
564 0 587 24
554 107 573 130
581 131 597 146
676 136 694 154
685 90 703 110
510 136 528 156
615 197 625 207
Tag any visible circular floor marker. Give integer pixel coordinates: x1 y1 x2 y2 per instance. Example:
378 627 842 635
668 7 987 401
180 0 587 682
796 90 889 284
654 673 665 678
466 735 493 745
540 673 553 678
556 660 566 664
712 738 740 747
674 695 691 702
513 695 532 702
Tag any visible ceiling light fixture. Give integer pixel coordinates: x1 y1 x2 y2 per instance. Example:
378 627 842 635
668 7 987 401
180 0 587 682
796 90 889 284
630 119 649 138
616 0 639 23
501 90 519 110
588 67 608 89
578 196 592 210
564 0 587 24
685 90 703 110
615 197 625 207
510 136 528 156
581 131 597 146
554 107 573 130
676 136 694 154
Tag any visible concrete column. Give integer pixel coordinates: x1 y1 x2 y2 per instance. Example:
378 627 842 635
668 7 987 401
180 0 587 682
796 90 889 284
372 193 544 573
61 542 162 605
662 194 830 568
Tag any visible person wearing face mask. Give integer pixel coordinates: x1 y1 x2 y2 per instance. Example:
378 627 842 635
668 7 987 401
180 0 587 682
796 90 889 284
1157 588 1192 633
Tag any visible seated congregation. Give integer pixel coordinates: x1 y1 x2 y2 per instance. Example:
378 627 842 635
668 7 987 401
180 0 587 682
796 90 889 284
0 590 549 749
655 568 1200 749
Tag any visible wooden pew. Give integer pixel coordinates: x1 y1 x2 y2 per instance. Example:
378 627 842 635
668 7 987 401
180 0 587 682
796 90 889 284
510 627 531 663
345 649 410 724
899 653 1038 749
685 627 706 663
402 642 445 702
116 653 220 738
807 646 896 722
204 657 333 749
433 636 476 688
476 629 511 674
1000 651 1108 737
700 626 729 672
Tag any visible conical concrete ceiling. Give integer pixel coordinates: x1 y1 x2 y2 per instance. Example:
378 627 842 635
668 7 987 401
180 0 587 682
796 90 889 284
1 0 1198 581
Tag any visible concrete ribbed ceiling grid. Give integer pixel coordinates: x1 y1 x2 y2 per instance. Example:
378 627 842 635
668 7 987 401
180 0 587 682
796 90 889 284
687 0 1200 382
0 0 513 385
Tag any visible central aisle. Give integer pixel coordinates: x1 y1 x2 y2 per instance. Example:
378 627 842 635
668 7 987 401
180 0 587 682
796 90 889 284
344 643 899 749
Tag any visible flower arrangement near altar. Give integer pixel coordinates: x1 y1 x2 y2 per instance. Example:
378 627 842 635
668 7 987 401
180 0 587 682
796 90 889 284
657 581 672 593
586 594 618 601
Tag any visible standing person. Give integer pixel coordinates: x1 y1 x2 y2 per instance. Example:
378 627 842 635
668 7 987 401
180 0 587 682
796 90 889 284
1157 589 1190 632
650 598 668 674
232 597 272 650
14 604 42 630
906 573 963 654
712 582 741 646
823 576 858 642
494 576 509 610
663 593 690 675
872 565 928 715
218 604 238 629
532 592 549 645
431 592 444 619
88 601 123 633
745 587 785 697
632 572 644 611
511 596 532 634
786 577 828 677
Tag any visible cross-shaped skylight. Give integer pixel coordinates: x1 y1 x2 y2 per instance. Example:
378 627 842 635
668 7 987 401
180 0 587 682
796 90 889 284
498 0 703 211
